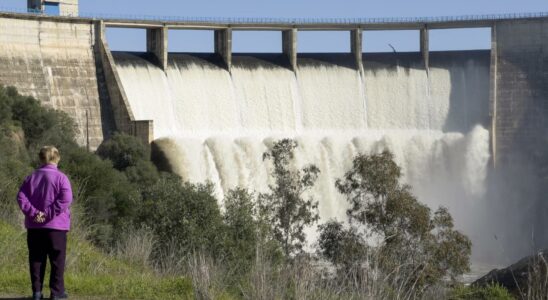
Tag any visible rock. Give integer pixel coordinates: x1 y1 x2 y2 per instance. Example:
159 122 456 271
473 249 548 297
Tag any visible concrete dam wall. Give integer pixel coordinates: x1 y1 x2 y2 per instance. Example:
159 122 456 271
0 16 111 149
0 13 547 261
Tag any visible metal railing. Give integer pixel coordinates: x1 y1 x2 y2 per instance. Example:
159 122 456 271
1 6 548 24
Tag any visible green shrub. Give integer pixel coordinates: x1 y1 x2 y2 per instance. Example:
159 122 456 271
222 188 258 272
139 175 224 262
97 132 151 170
97 132 160 186
2 86 76 149
450 283 514 300
59 146 142 247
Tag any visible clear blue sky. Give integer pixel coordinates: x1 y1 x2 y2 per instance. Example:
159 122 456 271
2 0 548 52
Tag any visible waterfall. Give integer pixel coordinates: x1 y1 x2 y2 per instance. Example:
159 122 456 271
114 51 491 250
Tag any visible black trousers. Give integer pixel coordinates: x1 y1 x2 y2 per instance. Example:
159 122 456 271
27 229 67 296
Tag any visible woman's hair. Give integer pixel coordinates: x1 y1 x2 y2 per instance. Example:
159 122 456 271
39 146 61 165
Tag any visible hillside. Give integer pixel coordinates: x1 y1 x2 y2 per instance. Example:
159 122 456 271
0 221 193 300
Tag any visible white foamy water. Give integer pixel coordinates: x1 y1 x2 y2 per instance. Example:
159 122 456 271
114 53 491 246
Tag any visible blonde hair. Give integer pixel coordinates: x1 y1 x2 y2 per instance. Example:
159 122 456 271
39 146 61 165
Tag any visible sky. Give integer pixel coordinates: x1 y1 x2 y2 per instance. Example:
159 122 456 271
1 0 548 52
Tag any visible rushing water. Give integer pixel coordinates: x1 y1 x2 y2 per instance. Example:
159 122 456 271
114 51 493 254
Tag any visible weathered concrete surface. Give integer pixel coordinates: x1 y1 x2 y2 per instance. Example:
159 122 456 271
146 26 168 70
420 26 429 71
0 16 105 149
350 28 363 71
95 21 153 144
214 28 232 70
282 28 297 71
493 19 548 165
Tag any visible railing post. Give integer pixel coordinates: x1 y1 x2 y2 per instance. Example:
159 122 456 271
282 28 297 71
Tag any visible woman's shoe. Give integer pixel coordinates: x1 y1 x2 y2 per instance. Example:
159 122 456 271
50 292 68 300
32 291 42 300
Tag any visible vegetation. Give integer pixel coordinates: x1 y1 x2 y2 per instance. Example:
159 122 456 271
449 283 514 300
259 139 320 257
0 85 488 299
0 221 192 299
318 150 472 297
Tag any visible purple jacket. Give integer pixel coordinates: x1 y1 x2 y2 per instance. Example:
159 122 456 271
17 164 73 231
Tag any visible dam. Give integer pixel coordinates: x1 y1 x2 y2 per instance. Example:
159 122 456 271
0 10 547 262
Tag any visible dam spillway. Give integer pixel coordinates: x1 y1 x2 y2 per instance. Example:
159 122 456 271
112 51 491 238
0 11 548 262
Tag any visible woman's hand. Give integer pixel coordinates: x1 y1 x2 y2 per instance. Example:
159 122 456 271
33 211 46 223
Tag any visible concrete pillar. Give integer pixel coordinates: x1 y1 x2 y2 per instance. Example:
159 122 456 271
420 25 429 72
146 26 168 70
282 28 298 71
351 28 363 71
215 28 232 71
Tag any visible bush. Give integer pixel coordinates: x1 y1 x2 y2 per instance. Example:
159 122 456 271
97 132 151 171
2 86 76 149
59 146 143 247
97 132 159 186
139 174 224 265
222 188 258 272
321 150 472 294
450 283 514 300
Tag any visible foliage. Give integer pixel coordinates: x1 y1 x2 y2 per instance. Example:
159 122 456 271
0 86 76 150
97 132 159 186
259 139 320 257
97 132 150 171
222 188 258 272
0 126 31 223
332 150 472 292
0 86 143 247
139 174 224 262
60 146 142 247
317 220 368 270
449 283 514 300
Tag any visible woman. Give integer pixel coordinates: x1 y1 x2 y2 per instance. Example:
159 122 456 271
17 146 72 300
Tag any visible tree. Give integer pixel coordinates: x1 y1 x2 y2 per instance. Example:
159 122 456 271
317 220 367 271
0 86 77 153
259 139 320 257
222 188 258 272
333 150 471 290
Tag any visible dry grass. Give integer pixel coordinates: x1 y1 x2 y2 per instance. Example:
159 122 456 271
174 248 451 300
